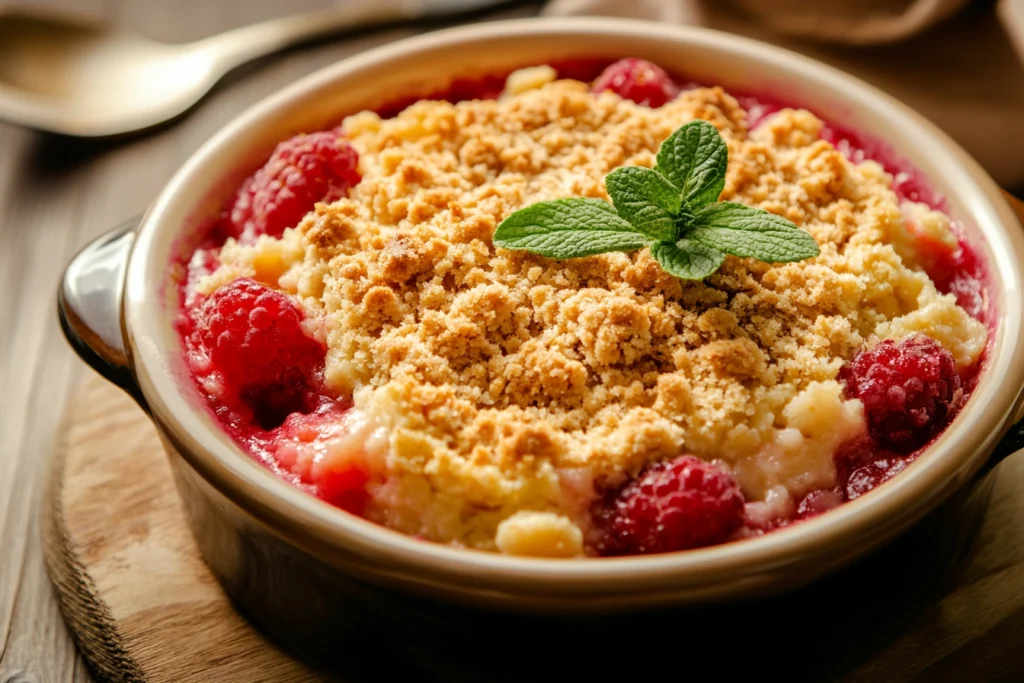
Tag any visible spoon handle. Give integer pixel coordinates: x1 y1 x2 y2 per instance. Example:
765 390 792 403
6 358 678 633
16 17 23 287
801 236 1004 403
191 0 499 74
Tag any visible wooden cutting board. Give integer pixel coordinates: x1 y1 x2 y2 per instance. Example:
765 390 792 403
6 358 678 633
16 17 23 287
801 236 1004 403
42 373 1024 683
42 374 326 683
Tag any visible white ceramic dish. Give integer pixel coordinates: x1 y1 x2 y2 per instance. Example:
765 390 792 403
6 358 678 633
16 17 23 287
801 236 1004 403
60 19 1024 626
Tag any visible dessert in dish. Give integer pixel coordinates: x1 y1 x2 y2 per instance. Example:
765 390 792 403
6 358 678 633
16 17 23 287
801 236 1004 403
174 57 989 558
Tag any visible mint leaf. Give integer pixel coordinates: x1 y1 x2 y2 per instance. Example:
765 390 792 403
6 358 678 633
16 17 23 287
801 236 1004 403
605 167 682 242
687 202 820 262
493 198 653 259
650 239 725 280
490 119 820 282
655 120 728 209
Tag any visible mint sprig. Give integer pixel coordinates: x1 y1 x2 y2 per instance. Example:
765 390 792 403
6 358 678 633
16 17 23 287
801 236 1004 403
492 120 820 280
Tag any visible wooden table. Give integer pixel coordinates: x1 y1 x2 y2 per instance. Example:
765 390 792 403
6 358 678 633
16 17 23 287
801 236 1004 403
0 1 1022 681
0 2 540 679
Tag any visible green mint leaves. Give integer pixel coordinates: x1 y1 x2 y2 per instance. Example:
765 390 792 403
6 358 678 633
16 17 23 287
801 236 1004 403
491 198 652 258
687 202 820 262
655 120 728 209
651 239 725 281
492 120 820 280
604 167 681 241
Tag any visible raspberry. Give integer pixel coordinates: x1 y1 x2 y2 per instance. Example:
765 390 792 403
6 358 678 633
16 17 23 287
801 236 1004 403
194 278 326 428
596 455 745 555
228 130 360 242
591 58 680 108
839 335 962 451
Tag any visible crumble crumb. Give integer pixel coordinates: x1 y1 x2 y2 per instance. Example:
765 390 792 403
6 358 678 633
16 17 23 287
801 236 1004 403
202 77 987 554
495 511 584 557
503 65 558 97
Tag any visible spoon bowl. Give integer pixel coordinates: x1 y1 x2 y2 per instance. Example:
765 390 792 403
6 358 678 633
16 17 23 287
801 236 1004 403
0 1 509 137
0 11 212 137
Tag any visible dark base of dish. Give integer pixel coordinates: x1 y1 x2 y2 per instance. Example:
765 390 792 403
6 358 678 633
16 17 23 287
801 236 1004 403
169 445 996 683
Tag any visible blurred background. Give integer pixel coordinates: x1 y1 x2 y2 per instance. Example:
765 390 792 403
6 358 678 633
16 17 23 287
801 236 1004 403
1 0 1023 681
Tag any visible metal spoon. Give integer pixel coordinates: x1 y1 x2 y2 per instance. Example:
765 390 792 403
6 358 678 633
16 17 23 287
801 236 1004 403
0 0 508 138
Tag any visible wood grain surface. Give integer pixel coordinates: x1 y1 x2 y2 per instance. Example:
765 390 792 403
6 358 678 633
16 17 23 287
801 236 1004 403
2 1 1023 681
43 374 325 683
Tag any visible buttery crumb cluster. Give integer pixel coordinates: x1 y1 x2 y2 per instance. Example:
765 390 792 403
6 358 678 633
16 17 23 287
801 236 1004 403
194 64 987 557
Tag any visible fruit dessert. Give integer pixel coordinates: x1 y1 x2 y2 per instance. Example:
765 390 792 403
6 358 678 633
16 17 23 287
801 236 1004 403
174 58 989 558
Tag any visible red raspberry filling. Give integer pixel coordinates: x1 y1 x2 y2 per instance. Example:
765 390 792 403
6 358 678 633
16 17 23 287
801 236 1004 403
839 335 963 451
591 58 680 108
316 461 371 513
916 232 987 320
191 278 327 428
268 407 371 514
172 63 990 554
844 457 912 501
596 455 745 555
228 130 361 243
795 489 843 520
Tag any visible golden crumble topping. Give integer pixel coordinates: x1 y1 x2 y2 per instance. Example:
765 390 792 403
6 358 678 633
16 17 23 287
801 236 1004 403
203 75 987 555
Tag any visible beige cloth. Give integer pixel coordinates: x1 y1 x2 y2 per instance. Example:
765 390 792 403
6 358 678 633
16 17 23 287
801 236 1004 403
729 0 971 44
545 0 982 44
541 0 1024 188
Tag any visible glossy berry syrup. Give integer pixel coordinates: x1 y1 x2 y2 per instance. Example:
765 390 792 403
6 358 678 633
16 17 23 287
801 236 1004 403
173 58 991 548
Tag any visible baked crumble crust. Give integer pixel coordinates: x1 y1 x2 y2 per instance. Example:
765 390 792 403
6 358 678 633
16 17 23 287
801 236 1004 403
202 77 987 554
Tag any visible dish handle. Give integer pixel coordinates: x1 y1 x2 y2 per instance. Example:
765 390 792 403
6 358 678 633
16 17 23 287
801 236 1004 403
58 216 149 410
